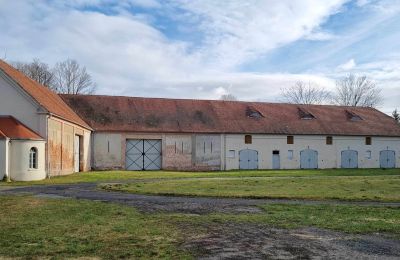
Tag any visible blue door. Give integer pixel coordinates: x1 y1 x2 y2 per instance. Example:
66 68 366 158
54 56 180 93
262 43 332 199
272 151 280 169
239 149 258 170
380 150 395 168
341 150 358 168
300 149 318 169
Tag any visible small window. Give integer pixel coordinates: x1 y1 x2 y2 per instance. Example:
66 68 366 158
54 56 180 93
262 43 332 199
365 137 371 145
246 106 264 119
365 150 371 159
298 107 315 120
228 150 235 158
346 110 363 121
272 150 279 155
326 136 333 145
245 135 252 144
287 136 294 144
29 147 38 169
288 150 293 160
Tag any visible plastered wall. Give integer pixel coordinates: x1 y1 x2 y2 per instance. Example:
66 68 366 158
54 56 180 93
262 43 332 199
224 134 400 170
48 117 91 176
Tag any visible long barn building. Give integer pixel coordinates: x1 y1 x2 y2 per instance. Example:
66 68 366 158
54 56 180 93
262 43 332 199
61 94 400 171
1 59 400 181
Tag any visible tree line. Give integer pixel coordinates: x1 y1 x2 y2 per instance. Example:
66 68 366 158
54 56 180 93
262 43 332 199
220 74 399 123
12 58 96 95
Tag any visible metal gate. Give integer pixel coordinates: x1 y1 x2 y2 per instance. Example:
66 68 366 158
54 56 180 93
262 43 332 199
300 149 318 169
380 150 395 168
272 151 280 169
341 150 358 168
126 139 162 170
239 149 258 170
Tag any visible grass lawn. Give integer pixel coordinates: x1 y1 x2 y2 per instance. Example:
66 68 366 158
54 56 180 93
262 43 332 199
1 168 399 185
102 174 400 202
0 196 399 259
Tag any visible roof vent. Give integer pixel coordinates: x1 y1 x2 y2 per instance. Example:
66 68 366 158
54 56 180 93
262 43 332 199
246 106 264 119
345 110 363 121
298 107 315 120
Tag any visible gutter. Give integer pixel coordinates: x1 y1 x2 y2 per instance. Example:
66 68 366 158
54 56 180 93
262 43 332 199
4 137 11 182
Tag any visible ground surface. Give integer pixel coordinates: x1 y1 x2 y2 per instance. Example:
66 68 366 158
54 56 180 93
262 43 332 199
2 168 399 185
101 174 400 202
1 169 400 259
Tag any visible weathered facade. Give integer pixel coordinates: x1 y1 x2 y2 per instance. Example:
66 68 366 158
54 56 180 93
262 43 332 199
61 94 400 171
0 60 91 181
1 57 399 180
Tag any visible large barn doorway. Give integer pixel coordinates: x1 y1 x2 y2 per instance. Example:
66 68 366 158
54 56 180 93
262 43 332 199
380 150 395 168
74 135 81 172
126 139 162 170
300 149 318 169
239 149 258 170
341 150 358 168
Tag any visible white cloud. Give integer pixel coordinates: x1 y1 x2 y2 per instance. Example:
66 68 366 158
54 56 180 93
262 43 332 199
168 0 347 69
0 0 398 114
337 59 356 70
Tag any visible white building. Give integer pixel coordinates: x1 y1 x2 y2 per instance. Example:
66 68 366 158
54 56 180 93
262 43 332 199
0 60 91 181
62 94 400 171
1 58 399 181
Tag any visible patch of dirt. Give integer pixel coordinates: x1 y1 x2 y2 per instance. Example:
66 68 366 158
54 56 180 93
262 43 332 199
181 223 400 260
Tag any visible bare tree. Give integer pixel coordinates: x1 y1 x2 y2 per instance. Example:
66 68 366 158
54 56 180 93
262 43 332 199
393 109 400 123
13 59 55 89
220 94 238 101
333 74 382 107
53 59 96 94
281 81 331 105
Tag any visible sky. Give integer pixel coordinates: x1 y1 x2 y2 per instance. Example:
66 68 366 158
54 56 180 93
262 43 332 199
0 0 399 113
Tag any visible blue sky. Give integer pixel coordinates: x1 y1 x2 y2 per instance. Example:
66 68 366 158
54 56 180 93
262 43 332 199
0 0 399 113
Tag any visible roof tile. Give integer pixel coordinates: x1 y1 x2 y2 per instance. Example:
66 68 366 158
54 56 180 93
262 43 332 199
0 60 91 129
0 116 43 140
61 94 400 136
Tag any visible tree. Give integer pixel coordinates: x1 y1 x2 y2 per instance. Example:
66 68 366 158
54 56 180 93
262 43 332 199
13 58 96 95
220 94 237 101
333 74 382 107
281 81 331 105
393 109 400 123
53 59 96 94
13 59 55 89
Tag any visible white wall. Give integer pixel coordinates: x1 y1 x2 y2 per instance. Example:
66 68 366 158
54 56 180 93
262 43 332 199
0 73 47 137
9 140 46 181
92 132 123 169
0 139 6 179
224 134 400 170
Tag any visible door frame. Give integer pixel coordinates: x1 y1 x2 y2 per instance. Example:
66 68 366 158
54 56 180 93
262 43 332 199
74 135 82 173
380 150 396 168
125 139 162 171
341 150 358 169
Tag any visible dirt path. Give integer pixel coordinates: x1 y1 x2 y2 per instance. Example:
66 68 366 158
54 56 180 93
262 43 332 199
1 183 400 214
182 223 400 260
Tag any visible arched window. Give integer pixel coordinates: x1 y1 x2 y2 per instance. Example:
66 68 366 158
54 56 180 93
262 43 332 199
29 147 38 169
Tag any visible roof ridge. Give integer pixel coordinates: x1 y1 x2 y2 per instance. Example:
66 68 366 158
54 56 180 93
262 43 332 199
59 93 378 110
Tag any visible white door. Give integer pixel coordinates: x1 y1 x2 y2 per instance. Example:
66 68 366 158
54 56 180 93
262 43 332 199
74 135 80 172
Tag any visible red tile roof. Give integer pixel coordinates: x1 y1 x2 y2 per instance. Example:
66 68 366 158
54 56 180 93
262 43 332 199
0 60 91 130
61 94 400 137
0 116 44 140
